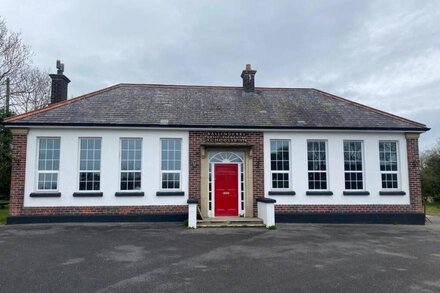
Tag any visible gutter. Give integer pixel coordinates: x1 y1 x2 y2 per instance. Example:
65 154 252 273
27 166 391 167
2 122 430 133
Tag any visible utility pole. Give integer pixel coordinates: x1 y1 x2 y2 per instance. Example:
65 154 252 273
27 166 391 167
5 77 10 116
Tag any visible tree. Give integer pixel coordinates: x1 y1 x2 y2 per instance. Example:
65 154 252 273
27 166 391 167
11 67 51 113
0 17 51 199
0 17 50 114
0 109 13 198
421 140 440 201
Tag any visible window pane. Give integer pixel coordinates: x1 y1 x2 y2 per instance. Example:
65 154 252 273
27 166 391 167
37 172 58 190
37 138 60 190
379 141 399 189
270 140 290 189
307 141 327 190
344 141 363 190
79 138 101 190
162 172 180 189
161 139 182 189
272 173 289 189
38 138 60 171
120 139 142 190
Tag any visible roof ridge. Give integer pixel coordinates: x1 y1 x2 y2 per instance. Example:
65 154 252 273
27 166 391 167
117 83 312 91
312 89 427 128
3 84 123 123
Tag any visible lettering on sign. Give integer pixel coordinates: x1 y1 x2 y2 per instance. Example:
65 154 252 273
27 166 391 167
205 132 247 143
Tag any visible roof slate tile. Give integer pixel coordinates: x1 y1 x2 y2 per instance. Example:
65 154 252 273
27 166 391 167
4 84 428 131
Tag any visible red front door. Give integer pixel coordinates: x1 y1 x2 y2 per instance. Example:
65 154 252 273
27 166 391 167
214 164 239 216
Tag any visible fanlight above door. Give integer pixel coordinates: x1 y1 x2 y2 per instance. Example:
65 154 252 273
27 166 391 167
208 152 244 163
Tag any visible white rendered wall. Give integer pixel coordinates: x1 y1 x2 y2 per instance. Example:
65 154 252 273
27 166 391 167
24 128 189 207
264 132 410 205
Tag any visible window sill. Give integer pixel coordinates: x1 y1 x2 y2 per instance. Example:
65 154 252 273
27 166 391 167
156 191 185 196
379 191 406 196
115 192 144 197
30 192 61 198
268 191 296 196
73 192 103 197
343 191 370 196
306 191 333 196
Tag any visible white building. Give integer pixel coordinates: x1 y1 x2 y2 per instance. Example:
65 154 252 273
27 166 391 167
5 63 429 225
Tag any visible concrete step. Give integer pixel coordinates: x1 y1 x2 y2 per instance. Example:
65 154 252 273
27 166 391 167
197 217 265 228
197 223 266 228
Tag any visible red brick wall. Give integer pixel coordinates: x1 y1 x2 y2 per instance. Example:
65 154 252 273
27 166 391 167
275 135 423 215
20 205 187 216
188 131 264 215
406 136 423 213
9 133 27 216
275 204 420 214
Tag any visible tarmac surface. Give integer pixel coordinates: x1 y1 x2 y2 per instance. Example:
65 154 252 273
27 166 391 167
1 218 440 292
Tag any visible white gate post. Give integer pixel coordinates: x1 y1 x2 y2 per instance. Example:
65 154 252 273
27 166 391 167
257 197 276 227
187 198 198 228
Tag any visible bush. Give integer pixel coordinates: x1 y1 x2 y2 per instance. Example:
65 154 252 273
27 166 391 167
421 140 440 202
0 110 12 199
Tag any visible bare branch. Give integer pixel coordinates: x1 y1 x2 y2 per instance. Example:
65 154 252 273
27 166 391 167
0 17 49 113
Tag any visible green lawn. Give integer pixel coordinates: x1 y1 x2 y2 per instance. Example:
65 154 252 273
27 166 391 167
425 202 440 216
0 207 8 224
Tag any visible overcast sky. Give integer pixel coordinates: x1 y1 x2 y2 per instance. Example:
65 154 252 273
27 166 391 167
1 0 439 150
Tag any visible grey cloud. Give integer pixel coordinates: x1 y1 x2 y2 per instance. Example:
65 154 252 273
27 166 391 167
0 0 438 150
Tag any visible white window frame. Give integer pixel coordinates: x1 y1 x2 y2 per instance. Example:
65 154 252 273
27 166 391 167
379 140 400 190
160 138 182 191
36 137 61 192
307 140 329 191
343 140 366 191
269 139 292 191
77 137 102 192
119 137 143 191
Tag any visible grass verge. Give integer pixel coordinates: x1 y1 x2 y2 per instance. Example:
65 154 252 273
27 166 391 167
0 207 9 224
425 202 440 216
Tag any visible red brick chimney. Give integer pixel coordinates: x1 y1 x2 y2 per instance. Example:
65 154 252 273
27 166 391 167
241 64 257 92
49 60 70 104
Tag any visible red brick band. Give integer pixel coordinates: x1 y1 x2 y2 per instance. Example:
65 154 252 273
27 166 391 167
20 205 187 216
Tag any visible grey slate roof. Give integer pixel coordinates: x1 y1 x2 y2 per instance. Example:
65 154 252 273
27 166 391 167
4 84 428 131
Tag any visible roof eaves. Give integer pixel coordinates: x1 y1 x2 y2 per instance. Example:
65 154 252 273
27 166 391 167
3 122 431 132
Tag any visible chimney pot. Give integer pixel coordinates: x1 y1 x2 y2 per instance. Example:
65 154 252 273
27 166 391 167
49 60 70 104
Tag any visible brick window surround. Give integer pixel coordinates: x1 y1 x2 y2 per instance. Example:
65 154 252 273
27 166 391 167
188 131 264 217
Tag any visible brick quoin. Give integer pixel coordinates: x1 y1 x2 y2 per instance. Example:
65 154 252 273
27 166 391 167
406 136 423 213
9 132 27 216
